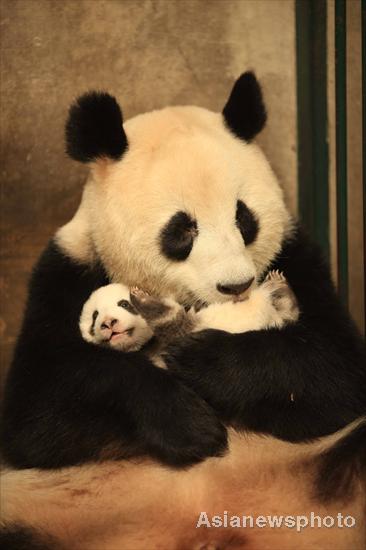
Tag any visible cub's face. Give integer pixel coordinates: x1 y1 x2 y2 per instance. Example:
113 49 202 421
79 284 153 352
60 73 292 307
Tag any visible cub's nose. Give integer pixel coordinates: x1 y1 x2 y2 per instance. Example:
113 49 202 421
217 277 255 296
100 318 118 330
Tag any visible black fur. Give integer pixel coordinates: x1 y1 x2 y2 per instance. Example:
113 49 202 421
65 92 128 162
1 227 365 502
314 421 366 503
160 211 198 261
90 309 98 336
167 226 366 443
223 72 267 142
118 299 138 315
236 200 259 245
0 241 227 469
0 524 57 549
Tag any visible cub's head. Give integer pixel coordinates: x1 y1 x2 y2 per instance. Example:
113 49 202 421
80 284 153 352
59 72 291 306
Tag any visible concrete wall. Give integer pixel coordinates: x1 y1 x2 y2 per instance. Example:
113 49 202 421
4 1 365 382
0 0 297 380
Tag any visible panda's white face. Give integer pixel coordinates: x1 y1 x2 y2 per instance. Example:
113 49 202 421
79 284 153 351
58 75 292 307
80 109 290 306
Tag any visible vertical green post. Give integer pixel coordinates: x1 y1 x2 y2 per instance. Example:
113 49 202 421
296 0 329 258
335 0 348 306
362 0 366 330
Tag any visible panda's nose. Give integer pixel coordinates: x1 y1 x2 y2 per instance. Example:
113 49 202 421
217 277 255 296
101 318 118 329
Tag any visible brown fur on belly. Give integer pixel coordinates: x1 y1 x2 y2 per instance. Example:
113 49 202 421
2 429 365 550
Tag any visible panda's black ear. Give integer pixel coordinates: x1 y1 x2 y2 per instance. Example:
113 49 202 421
223 72 267 142
66 92 128 163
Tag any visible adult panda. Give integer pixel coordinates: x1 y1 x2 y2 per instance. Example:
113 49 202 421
1 72 365 549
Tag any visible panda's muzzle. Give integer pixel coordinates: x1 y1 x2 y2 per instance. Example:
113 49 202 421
217 277 254 296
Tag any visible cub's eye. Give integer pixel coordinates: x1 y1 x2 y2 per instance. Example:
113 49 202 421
118 300 138 315
160 211 198 261
235 200 259 246
92 310 99 321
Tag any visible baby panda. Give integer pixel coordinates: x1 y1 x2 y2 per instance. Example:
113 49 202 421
79 271 299 359
79 283 154 352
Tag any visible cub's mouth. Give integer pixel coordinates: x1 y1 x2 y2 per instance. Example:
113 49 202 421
106 328 135 343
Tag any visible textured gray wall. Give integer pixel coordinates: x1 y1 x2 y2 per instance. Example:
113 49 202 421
0 0 297 379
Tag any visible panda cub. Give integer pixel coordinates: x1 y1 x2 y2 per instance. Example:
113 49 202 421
79 271 299 358
79 284 154 352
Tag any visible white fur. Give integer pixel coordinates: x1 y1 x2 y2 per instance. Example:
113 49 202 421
57 106 292 307
83 273 298 358
80 284 153 352
195 277 297 334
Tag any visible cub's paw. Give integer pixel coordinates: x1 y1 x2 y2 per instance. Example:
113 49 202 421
130 287 170 321
262 270 299 324
130 286 151 301
130 287 181 326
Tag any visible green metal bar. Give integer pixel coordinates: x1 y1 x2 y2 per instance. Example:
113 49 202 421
335 0 348 306
362 0 366 332
296 0 329 258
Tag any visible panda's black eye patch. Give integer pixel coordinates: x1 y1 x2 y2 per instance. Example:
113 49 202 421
160 211 198 261
90 310 99 336
118 300 138 315
235 200 259 246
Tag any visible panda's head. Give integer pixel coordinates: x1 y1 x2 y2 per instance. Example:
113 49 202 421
59 72 292 306
79 284 153 352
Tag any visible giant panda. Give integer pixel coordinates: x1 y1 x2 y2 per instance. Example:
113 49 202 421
1 72 366 550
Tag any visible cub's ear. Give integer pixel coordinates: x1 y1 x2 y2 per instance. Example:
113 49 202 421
223 72 267 142
66 91 128 162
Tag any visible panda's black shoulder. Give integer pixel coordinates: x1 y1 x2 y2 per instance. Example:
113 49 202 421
272 225 341 309
271 224 364 360
272 225 332 284
16 239 109 348
31 239 108 297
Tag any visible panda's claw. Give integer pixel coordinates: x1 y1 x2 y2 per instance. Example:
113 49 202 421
130 287 150 302
261 270 299 324
265 269 286 283
129 288 174 323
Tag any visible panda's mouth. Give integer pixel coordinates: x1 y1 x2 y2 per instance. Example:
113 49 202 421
109 328 135 342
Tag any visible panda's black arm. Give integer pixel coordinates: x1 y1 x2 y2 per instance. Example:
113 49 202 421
0 241 227 469
167 228 366 441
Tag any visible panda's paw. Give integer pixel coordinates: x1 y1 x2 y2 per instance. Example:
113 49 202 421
130 286 151 302
262 270 299 324
130 288 182 325
264 269 286 284
140 378 228 467
130 288 169 321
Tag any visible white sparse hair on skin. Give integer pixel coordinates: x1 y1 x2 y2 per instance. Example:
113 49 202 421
80 283 153 352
